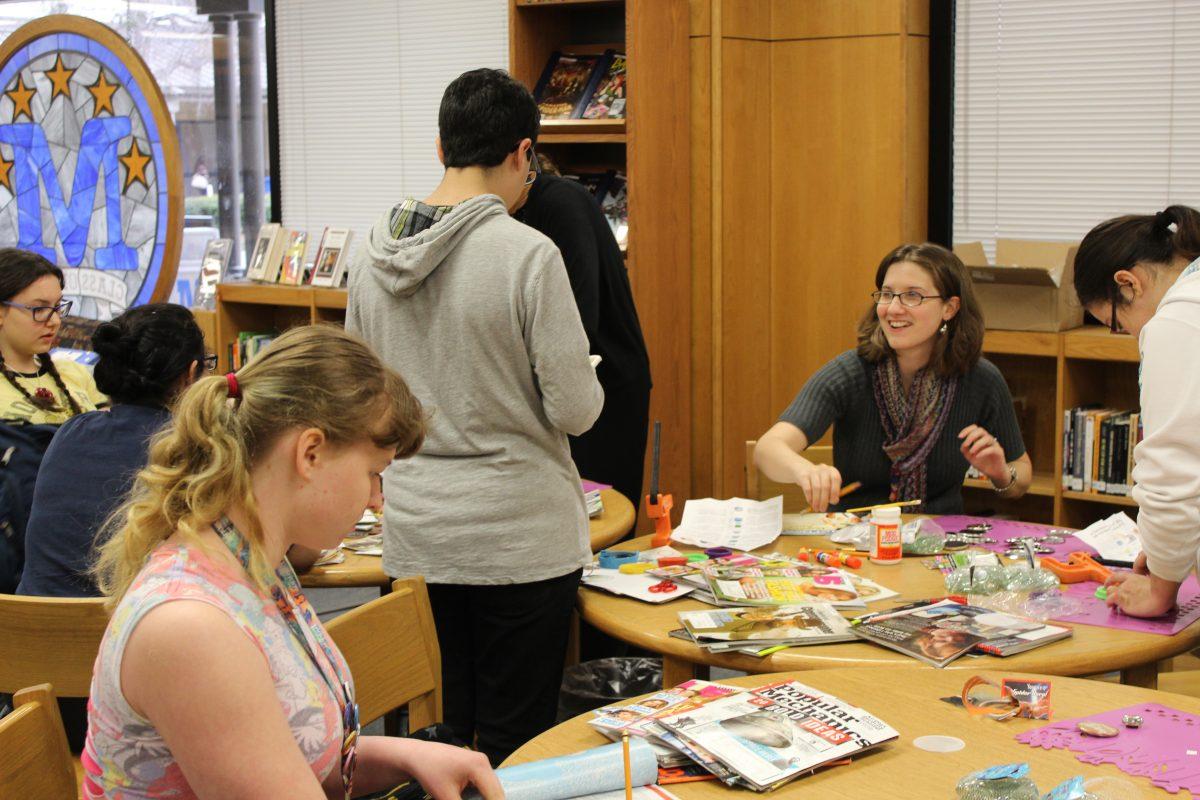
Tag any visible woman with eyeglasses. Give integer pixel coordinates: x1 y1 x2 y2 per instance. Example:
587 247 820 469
754 243 1032 513
1071 205 1200 618
0 248 106 423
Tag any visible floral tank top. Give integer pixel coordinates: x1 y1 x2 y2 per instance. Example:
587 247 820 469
82 542 349 798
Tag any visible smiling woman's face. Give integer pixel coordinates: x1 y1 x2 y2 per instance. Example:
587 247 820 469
875 260 958 356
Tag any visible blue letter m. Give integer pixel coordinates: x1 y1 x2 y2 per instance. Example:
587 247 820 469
0 118 138 269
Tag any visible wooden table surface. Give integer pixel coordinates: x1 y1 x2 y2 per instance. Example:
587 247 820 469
299 489 636 589
504 668 1200 798
578 533 1200 689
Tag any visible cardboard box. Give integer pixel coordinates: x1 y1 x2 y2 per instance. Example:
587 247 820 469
954 239 1083 332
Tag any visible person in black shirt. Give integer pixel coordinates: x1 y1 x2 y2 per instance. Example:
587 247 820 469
515 170 652 510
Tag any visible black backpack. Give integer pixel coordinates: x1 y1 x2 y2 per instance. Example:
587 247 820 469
0 421 59 593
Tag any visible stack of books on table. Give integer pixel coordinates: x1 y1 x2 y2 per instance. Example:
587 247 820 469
589 678 897 791
675 604 856 656
581 480 607 518
851 599 1073 668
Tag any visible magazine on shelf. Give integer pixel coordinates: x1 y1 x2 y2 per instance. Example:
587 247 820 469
533 51 610 119
678 604 855 648
656 680 898 791
277 230 308 285
193 238 232 309
582 52 626 119
309 227 354 288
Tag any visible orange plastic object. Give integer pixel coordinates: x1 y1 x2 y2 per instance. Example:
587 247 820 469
1040 551 1112 584
646 492 674 548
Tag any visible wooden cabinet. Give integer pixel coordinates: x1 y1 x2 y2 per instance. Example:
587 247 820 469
213 283 345 372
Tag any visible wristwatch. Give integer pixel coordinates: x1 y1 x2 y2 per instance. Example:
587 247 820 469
992 465 1018 493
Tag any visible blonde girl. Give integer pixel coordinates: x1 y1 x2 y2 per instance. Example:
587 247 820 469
84 325 501 800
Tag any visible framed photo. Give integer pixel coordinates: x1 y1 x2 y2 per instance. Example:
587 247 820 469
246 223 284 282
193 238 232 310
309 227 353 288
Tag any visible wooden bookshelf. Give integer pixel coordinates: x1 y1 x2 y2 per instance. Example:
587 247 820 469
962 325 1142 527
214 283 347 372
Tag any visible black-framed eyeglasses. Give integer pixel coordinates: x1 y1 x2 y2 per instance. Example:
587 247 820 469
871 290 943 308
202 354 219 372
2 299 72 323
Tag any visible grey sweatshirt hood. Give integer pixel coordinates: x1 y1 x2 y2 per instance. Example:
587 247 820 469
362 193 510 298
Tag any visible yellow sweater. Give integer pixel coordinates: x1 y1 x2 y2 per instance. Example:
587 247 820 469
0 359 107 424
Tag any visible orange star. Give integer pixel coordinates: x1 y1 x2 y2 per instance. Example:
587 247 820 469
43 54 75 102
119 139 151 191
88 70 117 117
0 151 12 194
5 74 35 122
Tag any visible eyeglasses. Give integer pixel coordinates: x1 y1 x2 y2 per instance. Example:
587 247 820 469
871 290 943 307
2 299 72 323
202 354 219 372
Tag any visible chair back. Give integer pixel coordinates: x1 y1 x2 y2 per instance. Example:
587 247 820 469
325 576 441 729
745 440 833 511
0 683 77 799
0 593 109 696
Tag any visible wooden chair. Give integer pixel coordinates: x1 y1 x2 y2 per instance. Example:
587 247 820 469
0 593 109 698
0 683 77 799
324 575 441 730
745 439 834 511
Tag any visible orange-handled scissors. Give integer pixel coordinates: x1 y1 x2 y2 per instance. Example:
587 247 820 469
1040 551 1112 584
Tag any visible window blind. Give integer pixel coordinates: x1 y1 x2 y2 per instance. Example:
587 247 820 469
274 0 508 262
954 0 1200 257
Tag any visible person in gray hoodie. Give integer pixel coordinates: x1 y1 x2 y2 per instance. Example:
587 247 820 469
346 68 604 764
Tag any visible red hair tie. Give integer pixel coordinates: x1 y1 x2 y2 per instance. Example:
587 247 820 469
225 372 240 399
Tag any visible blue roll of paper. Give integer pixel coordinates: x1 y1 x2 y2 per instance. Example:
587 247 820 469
485 739 658 800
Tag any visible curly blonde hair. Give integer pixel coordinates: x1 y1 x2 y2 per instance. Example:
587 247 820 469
93 324 424 608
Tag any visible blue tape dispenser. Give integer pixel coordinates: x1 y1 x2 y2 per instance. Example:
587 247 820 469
598 549 639 570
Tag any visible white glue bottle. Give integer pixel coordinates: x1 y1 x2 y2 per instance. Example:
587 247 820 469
869 506 903 564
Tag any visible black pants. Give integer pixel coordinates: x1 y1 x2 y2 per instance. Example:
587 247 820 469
427 569 582 766
569 380 651 518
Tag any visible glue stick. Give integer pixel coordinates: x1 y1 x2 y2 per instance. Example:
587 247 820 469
869 506 902 565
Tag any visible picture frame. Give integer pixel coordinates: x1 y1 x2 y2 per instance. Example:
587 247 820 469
309 227 353 288
193 237 232 310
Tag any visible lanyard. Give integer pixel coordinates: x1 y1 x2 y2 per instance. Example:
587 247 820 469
213 516 359 799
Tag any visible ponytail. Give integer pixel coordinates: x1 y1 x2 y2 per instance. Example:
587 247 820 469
1074 204 1200 307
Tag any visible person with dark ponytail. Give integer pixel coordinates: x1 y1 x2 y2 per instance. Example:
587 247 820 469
0 248 106 423
1072 204 1200 617
17 303 207 600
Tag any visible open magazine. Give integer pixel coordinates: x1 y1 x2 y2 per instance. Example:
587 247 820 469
678 604 855 648
704 564 860 608
655 680 898 791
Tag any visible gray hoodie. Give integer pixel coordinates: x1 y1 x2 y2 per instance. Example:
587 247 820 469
347 193 604 584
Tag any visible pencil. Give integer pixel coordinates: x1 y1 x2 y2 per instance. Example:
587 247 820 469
799 481 862 514
844 498 920 514
622 732 632 800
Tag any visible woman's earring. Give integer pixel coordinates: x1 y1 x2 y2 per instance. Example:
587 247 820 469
939 322 949 335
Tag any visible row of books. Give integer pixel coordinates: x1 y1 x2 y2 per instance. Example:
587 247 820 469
535 50 626 120
229 331 276 371
1062 406 1143 495
588 678 897 792
245 224 354 289
565 170 628 250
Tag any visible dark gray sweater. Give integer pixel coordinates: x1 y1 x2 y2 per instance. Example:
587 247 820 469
780 350 1025 514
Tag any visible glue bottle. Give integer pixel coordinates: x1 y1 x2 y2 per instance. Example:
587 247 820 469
869 506 902 565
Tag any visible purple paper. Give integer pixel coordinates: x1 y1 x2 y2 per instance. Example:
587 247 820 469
1017 703 1200 794
581 480 612 493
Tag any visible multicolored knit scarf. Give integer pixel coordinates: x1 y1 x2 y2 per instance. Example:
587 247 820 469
871 357 959 510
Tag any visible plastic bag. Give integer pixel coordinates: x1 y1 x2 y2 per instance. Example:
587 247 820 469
557 657 663 722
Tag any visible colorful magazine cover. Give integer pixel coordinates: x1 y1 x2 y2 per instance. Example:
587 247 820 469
533 51 608 119
656 681 898 791
679 604 855 646
704 564 860 608
583 52 626 119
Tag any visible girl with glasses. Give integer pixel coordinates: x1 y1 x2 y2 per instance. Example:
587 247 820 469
1071 205 1200 618
0 248 106 423
84 325 501 800
754 243 1032 514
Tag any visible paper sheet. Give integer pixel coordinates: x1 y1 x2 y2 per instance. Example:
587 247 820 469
671 496 782 551
1072 511 1142 562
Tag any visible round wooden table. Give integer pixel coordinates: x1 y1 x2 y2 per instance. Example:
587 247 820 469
504 668 1200 798
578 534 1200 689
299 489 637 589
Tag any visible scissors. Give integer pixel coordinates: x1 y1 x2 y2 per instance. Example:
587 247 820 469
1040 551 1112 584
648 579 679 594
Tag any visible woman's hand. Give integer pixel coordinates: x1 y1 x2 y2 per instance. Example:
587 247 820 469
394 740 503 800
958 425 1009 485
1103 570 1179 618
794 461 843 512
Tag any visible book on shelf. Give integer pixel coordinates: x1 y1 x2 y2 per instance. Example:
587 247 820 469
599 172 628 250
677 604 856 650
533 51 610 119
1062 405 1141 497
654 680 898 791
246 223 288 283
230 331 276 370
193 238 232 309
851 599 1072 668
278 230 308 286
582 52 626 119
309 227 354 288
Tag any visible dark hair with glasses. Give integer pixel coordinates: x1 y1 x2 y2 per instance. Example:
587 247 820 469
0 247 83 416
438 68 540 168
856 242 985 377
1074 205 1200 332
91 303 207 408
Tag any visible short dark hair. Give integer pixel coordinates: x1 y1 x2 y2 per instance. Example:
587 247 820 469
856 243 985 378
91 303 205 407
438 68 539 168
1074 205 1200 308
